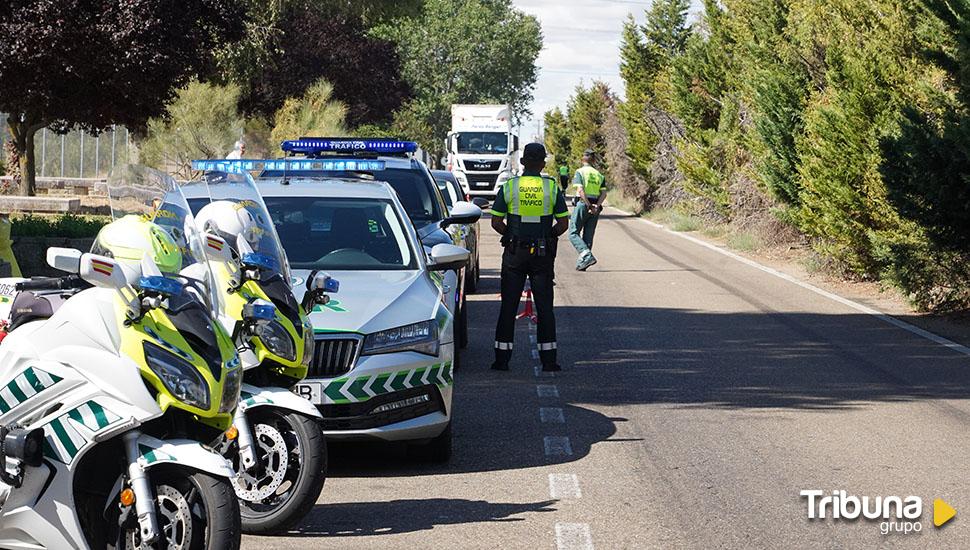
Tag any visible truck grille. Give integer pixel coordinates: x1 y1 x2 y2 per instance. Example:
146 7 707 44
311 336 362 377
467 173 498 190
465 160 501 171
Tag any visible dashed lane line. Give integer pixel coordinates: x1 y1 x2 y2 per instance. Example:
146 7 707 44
556 523 594 550
549 474 582 499
540 407 565 423
544 436 573 456
537 384 559 398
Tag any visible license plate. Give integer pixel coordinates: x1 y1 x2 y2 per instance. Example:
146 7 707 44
292 382 323 404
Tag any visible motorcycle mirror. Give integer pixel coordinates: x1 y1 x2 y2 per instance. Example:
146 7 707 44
46 247 82 274
202 233 232 263
78 254 128 290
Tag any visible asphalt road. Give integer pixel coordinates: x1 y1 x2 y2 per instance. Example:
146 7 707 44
243 208 970 549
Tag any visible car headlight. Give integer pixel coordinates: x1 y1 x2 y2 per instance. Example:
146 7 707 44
301 324 315 367
255 320 297 362
143 342 211 410
220 361 242 413
362 320 439 356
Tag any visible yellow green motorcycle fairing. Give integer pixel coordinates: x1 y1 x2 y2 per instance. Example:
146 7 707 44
116 288 242 431
212 260 312 382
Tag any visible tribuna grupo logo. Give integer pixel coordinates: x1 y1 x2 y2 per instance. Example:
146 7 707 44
801 490 956 535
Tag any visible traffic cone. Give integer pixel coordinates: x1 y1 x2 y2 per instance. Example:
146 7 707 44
516 288 538 324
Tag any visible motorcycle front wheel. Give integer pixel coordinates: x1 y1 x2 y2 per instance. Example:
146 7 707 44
233 409 327 534
121 469 241 550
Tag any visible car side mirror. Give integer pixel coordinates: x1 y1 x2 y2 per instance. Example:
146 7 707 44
428 243 469 272
47 247 83 274
441 201 482 228
471 197 489 209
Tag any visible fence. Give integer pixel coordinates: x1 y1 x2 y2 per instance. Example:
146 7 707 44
1 114 132 178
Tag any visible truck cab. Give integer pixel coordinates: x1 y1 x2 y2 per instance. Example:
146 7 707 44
445 104 520 198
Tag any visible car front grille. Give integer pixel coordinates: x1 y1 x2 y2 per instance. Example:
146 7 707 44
310 335 362 378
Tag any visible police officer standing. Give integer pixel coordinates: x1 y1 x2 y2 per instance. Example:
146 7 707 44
558 163 569 193
490 143 570 372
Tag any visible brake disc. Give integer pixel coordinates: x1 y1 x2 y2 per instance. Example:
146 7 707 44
232 423 289 502
125 484 192 550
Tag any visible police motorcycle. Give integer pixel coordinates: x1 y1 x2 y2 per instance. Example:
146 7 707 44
185 167 335 534
0 165 243 549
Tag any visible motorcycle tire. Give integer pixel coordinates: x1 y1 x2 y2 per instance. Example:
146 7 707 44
238 410 328 535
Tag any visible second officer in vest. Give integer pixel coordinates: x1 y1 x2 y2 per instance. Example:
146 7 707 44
489 142 570 372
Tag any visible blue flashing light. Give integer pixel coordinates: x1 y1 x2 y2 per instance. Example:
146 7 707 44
325 277 339 294
280 138 418 156
241 252 278 273
137 276 184 297
191 159 385 173
244 301 276 322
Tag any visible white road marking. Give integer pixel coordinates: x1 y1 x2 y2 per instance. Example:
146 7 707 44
549 474 582 499
556 522 593 550
537 384 559 398
544 436 573 456
540 407 565 423
534 365 556 377
612 207 970 358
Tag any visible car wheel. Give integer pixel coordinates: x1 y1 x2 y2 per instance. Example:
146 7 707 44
410 422 452 463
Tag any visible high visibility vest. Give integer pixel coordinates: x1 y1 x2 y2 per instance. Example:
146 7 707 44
558 165 568 176
575 165 605 198
504 175 559 224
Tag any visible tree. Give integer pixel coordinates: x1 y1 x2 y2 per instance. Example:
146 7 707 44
140 82 245 179
567 82 612 170
238 5 412 128
643 0 692 56
0 0 245 194
270 80 348 145
543 108 571 169
372 0 542 159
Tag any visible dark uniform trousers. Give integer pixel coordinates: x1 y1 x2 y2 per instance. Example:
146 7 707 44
494 240 557 366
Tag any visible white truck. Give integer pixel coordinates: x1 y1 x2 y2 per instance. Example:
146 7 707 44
445 104 520 198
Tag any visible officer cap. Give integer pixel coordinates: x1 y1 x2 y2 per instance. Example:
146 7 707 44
521 142 547 163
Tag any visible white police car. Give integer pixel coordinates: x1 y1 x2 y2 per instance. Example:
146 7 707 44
191 142 479 461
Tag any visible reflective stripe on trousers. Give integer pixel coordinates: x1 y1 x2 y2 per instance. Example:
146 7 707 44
538 342 557 350
495 341 513 350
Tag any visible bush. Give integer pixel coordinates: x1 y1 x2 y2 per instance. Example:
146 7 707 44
11 214 107 238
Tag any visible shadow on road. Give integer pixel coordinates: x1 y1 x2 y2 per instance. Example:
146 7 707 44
274 498 557 537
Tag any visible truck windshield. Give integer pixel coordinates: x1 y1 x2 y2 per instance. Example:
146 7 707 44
456 132 508 154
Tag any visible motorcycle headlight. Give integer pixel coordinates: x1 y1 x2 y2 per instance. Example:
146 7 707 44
220 362 242 413
143 342 211 410
301 325 315 367
255 320 296 362
362 320 438 356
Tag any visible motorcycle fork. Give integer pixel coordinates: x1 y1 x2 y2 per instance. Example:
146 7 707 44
234 405 258 471
122 431 160 544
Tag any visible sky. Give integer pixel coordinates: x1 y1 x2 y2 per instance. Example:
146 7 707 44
513 0 703 142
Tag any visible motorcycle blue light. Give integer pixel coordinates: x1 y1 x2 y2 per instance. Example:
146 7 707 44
325 278 340 293
243 301 276 322
280 138 418 155
137 276 183 296
241 252 278 272
191 159 386 173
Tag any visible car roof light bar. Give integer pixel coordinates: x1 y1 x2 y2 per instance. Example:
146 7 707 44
191 159 386 173
280 138 418 156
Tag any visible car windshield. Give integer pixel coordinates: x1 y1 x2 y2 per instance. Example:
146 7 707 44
263 196 417 271
456 132 508 154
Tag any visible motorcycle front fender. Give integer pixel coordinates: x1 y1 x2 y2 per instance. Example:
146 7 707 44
133 433 235 479
238 383 322 418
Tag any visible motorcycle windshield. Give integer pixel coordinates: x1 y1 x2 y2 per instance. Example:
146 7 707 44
190 170 290 281
102 164 221 317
